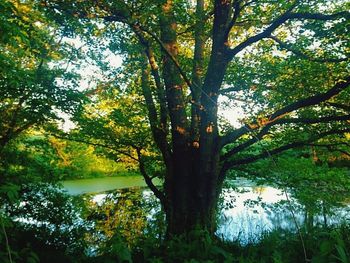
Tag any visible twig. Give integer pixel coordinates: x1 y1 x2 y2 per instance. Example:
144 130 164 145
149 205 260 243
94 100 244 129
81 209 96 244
1 216 13 263
283 188 309 262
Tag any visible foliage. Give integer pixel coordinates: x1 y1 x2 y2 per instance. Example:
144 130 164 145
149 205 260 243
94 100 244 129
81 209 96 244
230 148 350 220
0 132 132 186
71 83 156 171
232 224 350 263
0 0 349 260
0 0 84 154
38 0 350 236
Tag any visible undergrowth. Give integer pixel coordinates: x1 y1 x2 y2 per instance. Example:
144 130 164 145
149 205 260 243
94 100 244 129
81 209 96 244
89 224 350 263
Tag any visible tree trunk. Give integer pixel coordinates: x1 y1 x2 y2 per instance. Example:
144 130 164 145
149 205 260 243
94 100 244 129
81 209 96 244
156 0 231 238
165 156 221 237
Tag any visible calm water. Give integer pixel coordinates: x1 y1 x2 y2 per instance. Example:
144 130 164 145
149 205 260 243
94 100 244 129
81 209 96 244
61 176 350 243
61 176 161 195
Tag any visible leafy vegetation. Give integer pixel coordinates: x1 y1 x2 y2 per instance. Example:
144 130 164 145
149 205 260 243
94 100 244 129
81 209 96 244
0 0 349 262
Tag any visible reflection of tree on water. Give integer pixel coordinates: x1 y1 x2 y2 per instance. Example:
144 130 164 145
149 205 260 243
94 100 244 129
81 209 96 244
4 181 348 262
217 181 350 244
2 183 90 262
83 184 349 250
84 188 164 250
242 156 350 235
252 186 266 195
265 198 349 235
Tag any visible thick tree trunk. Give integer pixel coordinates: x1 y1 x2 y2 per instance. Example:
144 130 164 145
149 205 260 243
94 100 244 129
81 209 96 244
157 0 232 238
165 161 221 237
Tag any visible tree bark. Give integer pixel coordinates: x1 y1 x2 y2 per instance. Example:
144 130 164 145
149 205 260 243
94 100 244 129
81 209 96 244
159 0 193 236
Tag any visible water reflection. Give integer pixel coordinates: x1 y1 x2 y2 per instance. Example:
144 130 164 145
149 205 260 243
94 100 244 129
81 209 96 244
218 185 350 244
81 184 350 246
8 181 350 260
82 187 164 253
217 186 287 243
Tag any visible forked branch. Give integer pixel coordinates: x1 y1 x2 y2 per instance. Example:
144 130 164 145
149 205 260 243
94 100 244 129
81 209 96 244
226 10 350 60
220 76 350 147
221 128 350 172
222 114 350 161
135 148 166 207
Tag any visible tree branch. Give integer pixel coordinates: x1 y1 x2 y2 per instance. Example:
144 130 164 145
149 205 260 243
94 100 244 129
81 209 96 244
226 10 349 59
222 114 350 160
130 25 169 133
101 8 194 95
326 102 350 112
272 114 350 125
220 76 350 148
222 128 350 170
140 57 172 169
268 77 350 121
269 35 349 63
190 0 206 144
50 134 139 161
225 0 242 39
287 11 350 21
136 148 166 207
136 24 194 94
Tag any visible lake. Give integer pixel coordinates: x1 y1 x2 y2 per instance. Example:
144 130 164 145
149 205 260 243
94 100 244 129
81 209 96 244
61 175 161 195
60 176 350 244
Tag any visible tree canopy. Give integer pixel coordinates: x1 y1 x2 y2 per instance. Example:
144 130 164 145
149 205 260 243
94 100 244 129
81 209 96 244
33 0 350 236
1 0 349 239
0 0 83 154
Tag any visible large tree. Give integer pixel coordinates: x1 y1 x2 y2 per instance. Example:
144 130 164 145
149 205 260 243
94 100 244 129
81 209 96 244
43 0 350 236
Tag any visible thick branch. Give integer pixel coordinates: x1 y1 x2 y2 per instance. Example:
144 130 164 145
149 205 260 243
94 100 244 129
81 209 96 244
226 10 350 59
141 58 158 128
140 58 172 168
136 148 166 206
287 11 350 21
190 0 205 143
222 114 350 160
269 77 350 120
137 25 194 93
131 25 168 133
102 7 194 95
159 0 189 168
220 76 350 147
226 7 295 59
225 0 242 40
222 128 350 169
273 114 350 125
